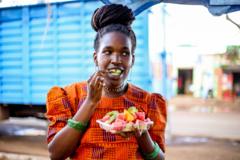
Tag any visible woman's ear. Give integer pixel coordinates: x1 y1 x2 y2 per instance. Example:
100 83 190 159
93 51 98 66
131 53 135 68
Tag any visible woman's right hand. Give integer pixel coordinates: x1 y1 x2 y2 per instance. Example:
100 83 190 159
86 70 105 104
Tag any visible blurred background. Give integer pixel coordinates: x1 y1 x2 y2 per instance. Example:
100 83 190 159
0 0 239 159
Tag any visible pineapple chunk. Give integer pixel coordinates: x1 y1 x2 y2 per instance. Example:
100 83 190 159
124 109 135 122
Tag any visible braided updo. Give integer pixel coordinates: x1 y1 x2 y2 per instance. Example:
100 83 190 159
91 4 136 53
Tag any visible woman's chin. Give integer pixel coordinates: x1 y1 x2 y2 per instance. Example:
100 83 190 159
105 75 126 87
107 73 125 81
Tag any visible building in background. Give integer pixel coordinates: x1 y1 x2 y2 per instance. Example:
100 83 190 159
168 45 240 101
148 4 240 101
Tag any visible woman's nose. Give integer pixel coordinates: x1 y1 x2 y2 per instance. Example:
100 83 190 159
111 54 121 64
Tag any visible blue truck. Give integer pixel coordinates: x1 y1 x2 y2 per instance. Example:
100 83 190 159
0 1 151 119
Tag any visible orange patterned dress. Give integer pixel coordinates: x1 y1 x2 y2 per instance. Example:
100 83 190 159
46 81 167 160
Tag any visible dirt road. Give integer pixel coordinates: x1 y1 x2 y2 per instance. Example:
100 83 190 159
0 134 239 160
0 108 240 160
169 111 240 140
167 136 240 160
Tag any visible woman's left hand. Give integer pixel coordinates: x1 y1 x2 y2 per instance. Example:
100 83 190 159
134 129 146 139
117 128 146 139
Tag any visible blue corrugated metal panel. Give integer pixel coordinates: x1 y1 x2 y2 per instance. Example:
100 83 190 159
0 7 23 104
22 7 31 104
0 1 151 105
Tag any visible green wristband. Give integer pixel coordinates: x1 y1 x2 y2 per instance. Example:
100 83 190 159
67 119 88 132
143 142 160 160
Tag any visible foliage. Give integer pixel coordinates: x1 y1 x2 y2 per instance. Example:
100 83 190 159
225 45 240 64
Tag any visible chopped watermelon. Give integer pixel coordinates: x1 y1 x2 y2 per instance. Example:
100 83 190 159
98 106 153 133
115 118 127 124
135 112 145 121
101 115 110 122
116 113 125 121
112 121 126 131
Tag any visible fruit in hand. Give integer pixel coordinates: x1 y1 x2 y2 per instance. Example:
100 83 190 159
101 115 110 122
116 113 125 121
105 111 119 124
135 112 145 121
124 109 135 122
98 106 153 133
122 122 134 132
112 119 126 131
127 106 138 114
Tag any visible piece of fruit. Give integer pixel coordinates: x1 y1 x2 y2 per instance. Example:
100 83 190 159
109 69 122 76
122 122 134 132
124 109 135 122
127 106 138 115
139 120 148 130
135 112 145 121
97 107 153 134
106 111 119 116
105 111 118 124
112 121 126 131
115 118 126 124
101 115 110 122
116 113 125 121
135 119 148 131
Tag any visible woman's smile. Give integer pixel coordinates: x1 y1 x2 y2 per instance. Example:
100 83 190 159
107 68 124 79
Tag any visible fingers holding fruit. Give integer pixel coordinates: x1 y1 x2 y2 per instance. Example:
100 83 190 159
87 70 106 103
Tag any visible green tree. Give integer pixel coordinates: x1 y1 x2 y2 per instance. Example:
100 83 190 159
225 45 240 64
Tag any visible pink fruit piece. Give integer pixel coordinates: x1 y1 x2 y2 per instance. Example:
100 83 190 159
116 113 125 121
139 120 148 130
112 121 126 131
115 118 127 124
101 115 110 122
135 119 147 130
135 112 145 121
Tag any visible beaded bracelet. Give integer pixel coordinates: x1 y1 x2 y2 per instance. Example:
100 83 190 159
143 142 160 160
67 119 88 132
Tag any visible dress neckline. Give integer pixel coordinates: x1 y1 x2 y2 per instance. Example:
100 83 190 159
102 83 132 100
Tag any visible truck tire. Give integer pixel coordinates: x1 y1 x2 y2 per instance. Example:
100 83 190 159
0 105 10 120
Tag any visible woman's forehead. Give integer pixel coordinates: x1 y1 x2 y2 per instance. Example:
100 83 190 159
99 32 132 49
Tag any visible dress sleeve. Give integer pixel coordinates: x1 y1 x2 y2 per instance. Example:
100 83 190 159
147 93 167 152
45 86 73 143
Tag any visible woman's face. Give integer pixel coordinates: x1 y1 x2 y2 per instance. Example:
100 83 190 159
94 32 135 87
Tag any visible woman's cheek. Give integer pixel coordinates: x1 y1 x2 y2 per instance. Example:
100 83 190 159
98 60 108 70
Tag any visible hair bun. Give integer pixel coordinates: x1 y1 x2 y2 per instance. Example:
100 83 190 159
91 4 135 32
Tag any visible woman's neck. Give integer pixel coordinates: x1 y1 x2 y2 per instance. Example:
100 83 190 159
103 83 128 97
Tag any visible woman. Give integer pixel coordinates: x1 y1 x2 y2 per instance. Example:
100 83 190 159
46 4 166 160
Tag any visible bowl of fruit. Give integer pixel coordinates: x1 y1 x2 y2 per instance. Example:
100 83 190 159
96 106 153 134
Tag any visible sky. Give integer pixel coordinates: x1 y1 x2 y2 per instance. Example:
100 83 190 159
149 3 240 57
166 4 240 52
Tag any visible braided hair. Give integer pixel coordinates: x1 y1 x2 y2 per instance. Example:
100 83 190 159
91 4 136 53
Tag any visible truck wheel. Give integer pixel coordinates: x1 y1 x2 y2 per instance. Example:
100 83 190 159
0 105 10 120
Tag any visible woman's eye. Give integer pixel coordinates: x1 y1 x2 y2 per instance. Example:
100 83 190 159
122 52 129 56
103 51 111 55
